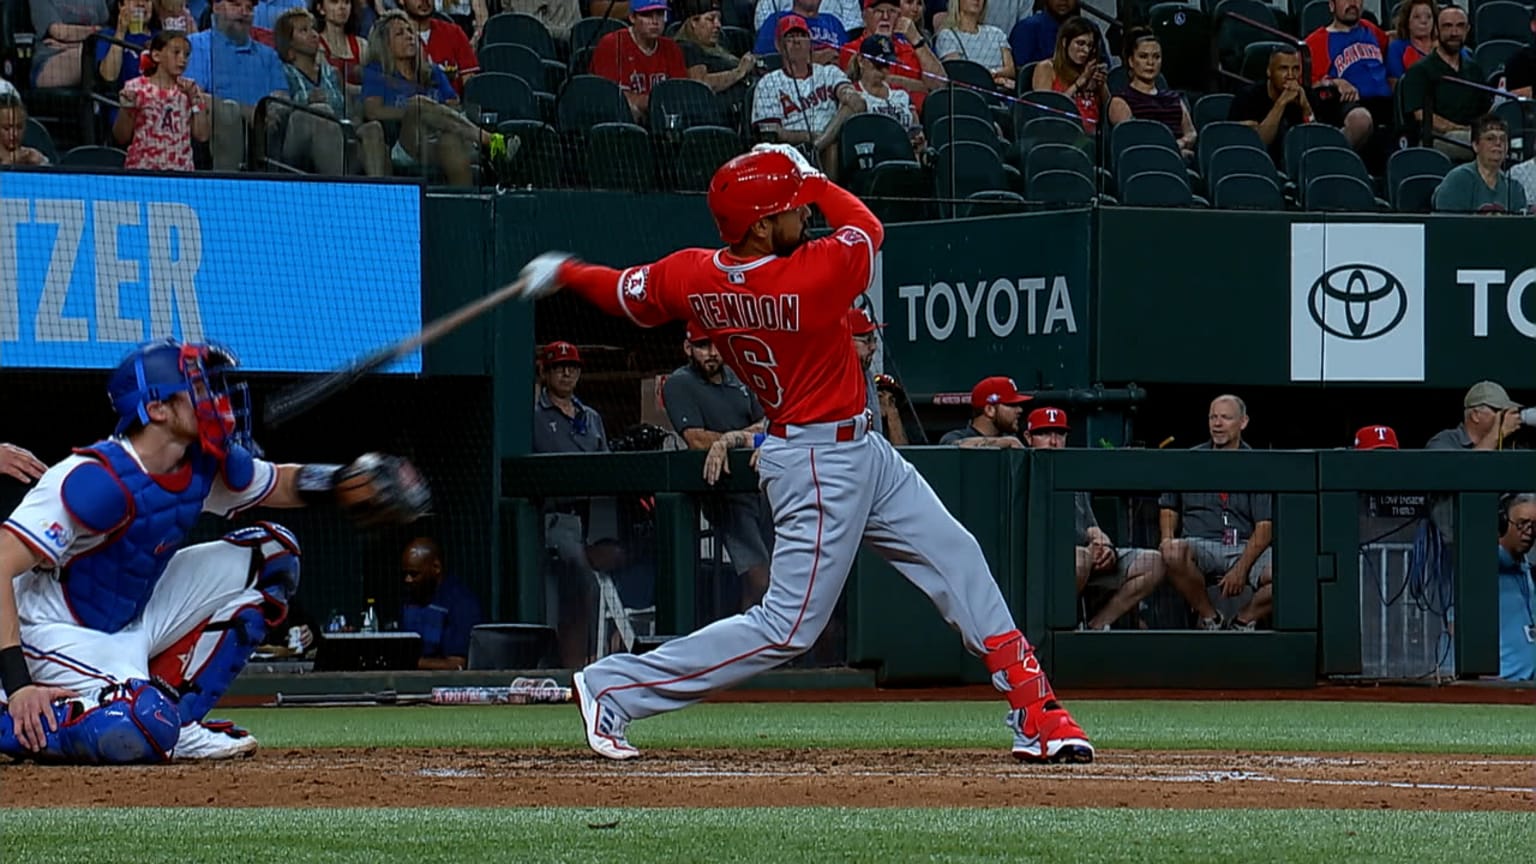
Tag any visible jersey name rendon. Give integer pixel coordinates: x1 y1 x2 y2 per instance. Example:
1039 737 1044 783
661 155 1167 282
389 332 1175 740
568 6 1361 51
687 292 801 333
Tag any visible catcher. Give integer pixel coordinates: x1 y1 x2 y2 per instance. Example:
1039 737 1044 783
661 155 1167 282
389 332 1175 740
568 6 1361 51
0 339 429 763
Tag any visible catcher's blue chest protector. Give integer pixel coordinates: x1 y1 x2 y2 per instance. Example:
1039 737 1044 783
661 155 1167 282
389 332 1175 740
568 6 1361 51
59 440 254 632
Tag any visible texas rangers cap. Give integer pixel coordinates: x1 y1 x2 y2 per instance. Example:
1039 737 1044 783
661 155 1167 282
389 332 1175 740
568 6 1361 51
1354 425 1400 450
776 13 810 39
846 307 884 336
1027 407 1070 433
1464 380 1519 411
540 341 583 366
859 34 899 65
630 0 669 13
863 0 899 8
685 321 711 344
970 376 1031 410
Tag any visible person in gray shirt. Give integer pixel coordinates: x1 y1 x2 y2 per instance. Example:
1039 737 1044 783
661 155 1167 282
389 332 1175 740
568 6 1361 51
667 324 772 610
1158 395 1274 631
1426 380 1526 451
1432 115 1529 214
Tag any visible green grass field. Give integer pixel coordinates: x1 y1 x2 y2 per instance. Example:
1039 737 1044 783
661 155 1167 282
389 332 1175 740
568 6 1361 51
4 699 1534 863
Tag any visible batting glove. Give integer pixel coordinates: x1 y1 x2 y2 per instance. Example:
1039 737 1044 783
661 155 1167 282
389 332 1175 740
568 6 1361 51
750 142 824 179
518 252 571 300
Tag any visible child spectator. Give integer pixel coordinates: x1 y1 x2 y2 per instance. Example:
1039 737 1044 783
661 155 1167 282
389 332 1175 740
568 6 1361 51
313 0 366 85
0 93 51 166
97 0 157 93
113 30 212 170
30 0 112 87
361 10 510 184
591 0 689 124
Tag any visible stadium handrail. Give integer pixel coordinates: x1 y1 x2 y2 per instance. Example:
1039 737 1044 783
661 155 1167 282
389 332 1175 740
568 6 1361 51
251 94 358 175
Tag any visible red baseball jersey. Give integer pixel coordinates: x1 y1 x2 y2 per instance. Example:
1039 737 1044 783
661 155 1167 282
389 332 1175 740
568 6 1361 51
590 29 688 95
559 185 884 426
421 18 479 94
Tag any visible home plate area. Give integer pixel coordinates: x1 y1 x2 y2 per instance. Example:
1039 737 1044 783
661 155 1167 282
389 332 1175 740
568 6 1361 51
9 749 1532 811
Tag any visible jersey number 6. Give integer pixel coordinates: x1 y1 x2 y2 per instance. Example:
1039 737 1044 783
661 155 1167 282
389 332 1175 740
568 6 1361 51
725 334 784 410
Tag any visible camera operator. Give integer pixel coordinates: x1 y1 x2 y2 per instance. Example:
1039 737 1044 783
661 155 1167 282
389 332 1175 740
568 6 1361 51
1426 381 1530 451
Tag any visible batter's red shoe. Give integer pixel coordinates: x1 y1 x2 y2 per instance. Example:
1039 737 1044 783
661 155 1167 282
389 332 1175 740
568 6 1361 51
1007 701 1094 764
573 671 638 760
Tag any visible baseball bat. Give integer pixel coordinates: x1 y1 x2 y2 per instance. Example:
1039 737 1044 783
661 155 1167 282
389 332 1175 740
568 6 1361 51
263 275 531 428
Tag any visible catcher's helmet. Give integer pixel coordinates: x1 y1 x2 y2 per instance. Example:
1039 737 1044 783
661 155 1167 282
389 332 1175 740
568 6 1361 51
707 149 825 244
108 338 253 458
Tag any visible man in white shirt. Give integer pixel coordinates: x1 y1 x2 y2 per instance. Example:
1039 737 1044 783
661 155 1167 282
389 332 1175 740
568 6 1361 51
751 14 867 178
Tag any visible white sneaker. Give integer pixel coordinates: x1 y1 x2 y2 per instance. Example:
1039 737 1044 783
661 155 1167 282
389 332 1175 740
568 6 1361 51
174 720 259 760
573 671 638 760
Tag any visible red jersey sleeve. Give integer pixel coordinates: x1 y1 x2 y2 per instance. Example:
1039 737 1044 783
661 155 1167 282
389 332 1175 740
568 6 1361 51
1303 28 1330 84
558 255 685 328
453 26 480 77
590 31 622 84
1365 20 1388 50
788 182 883 315
662 38 687 79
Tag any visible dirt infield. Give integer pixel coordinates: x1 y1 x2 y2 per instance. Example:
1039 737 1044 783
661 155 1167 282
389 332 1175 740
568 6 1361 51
7 749 1532 811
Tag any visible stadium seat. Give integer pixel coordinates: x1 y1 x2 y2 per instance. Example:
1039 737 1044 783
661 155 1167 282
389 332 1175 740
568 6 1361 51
1194 92 1234 129
1208 144 1282 187
495 119 562 186
557 75 632 135
1148 3 1213 92
480 12 557 55
1213 173 1285 209
673 126 744 191
1475 39 1524 76
923 86 994 139
1015 89 1082 127
1029 169 1098 205
481 43 556 96
650 78 728 131
934 141 1010 216
943 59 997 96
569 16 627 52
1110 118 1180 174
1495 99 1536 158
1474 1 1529 43
1283 122 1349 180
1392 173 1441 213
1118 143 1188 190
464 72 541 124
586 122 654 191
1299 0 1331 36
1016 114 1089 150
958 189 1028 217
7 0 95 148
1305 174 1379 211
929 114 1004 155
840 113 917 193
59 145 127 168
1298 145 1370 191
721 26 754 58
1121 170 1195 206
1214 0 1281 72
23 118 59 164
863 160 934 222
757 52 783 72
1197 121 1266 179
1241 40 1293 82
1025 142 1095 185
1386 146 1451 194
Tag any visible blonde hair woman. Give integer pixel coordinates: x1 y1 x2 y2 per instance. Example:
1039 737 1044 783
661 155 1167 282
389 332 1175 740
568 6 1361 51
935 0 1015 89
675 0 755 94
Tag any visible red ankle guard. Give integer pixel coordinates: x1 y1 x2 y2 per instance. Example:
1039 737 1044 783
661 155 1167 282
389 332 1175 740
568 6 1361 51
983 630 1055 710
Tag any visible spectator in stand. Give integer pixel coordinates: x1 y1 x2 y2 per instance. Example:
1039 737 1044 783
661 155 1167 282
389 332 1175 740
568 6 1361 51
1229 44 1313 168
838 0 942 115
1433 114 1527 213
1107 28 1193 159
113 30 211 169
1158 395 1274 631
670 323 773 610
756 0 863 38
936 0 1014 89
851 34 920 142
0 78 17 98
1502 6 1536 97
185 0 289 169
750 15 866 178
1008 0 1106 69
846 307 901 438
1427 381 1526 450
939 376 1029 448
675 0 756 97
1303 0 1390 158
591 0 688 124
97 0 157 95
155 0 199 31
533 341 608 453
1025 407 1165 631
361 10 510 183
0 94 51 166
277 6 384 174
1495 493 1536 682
314 0 367 85
1399 5 1489 161
503 0 579 42
1030 16 1107 133
755 0 848 63
400 0 478 94
873 373 909 444
1385 0 1437 88
400 537 484 671
30 0 111 88
254 0 306 30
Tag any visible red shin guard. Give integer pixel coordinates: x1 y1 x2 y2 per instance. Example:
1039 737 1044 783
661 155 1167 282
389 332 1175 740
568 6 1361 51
982 630 1056 710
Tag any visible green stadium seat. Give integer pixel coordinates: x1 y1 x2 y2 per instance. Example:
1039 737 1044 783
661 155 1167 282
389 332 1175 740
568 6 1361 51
1121 170 1196 206
464 72 541 124
1214 0 1281 73
1283 122 1349 181
1197 121 1266 179
672 126 743 191
570 16 627 53
863 161 935 222
651 78 729 130
1474 1 1530 44
1194 92 1235 128
934 141 1010 216
1025 142 1095 185
839 113 917 194
22 118 58 164
1213 172 1284 209
1028 168 1098 205
1304 173 1379 210
1392 174 1442 212
587 122 654 191
495 119 563 187
59 145 127 168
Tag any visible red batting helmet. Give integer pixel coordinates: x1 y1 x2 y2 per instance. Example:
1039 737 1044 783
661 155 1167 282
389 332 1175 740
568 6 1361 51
707 149 825 244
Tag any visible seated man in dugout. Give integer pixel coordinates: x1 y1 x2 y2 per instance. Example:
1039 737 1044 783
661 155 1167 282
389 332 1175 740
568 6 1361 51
1157 395 1274 631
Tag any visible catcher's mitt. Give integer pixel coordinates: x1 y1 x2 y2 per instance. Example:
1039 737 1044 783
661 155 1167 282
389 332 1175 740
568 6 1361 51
333 453 432 526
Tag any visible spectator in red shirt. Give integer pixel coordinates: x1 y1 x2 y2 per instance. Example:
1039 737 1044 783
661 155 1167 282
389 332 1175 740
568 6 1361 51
839 0 942 113
313 0 366 86
400 0 478 94
590 0 688 124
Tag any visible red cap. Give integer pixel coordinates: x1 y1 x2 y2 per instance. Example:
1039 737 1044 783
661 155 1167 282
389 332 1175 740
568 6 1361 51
685 321 710 343
1354 425 1399 450
776 13 810 40
1027 407 1069 433
846 307 884 336
540 341 583 366
970 376 1031 410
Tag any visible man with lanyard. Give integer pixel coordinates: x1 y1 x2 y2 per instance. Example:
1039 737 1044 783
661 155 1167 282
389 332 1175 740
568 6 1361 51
1495 494 1536 682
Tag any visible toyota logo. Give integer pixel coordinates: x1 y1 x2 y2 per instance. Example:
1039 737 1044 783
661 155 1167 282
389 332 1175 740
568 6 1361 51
1307 264 1407 340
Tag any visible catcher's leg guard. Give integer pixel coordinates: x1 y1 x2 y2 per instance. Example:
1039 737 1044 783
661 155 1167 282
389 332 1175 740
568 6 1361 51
170 523 300 723
1 679 181 764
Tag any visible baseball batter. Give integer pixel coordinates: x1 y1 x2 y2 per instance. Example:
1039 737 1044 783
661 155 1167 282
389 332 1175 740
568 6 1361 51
0 339 429 763
515 144 1094 764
